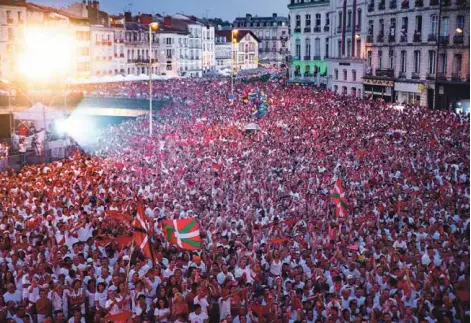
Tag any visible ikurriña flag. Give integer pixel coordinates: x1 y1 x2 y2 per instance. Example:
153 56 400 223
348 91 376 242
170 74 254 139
162 218 202 250
331 179 348 217
132 202 155 263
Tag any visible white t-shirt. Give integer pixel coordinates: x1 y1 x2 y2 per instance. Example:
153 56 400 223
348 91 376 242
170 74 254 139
154 308 170 322
4 290 22 304
193 296 209 314
189 311 209 323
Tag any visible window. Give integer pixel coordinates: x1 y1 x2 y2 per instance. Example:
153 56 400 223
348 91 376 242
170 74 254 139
326 13 330 26
166 37 172 45
338 12 343 29
342 86 347 94
367 51 372 65
414 50 421 73
347 39 351 57
379 19 384 34
351 87 356 96
415 16 422 34
6 10 11 19
343 69 347 80
306 14 311 26
440 17 449 36
390 18 396 37
368 20 374 35
296 15 301 27
334 85 338 92
439 53 447 73
356 39 361 57
18 11 22 21
389 50 394 68
454 54 462 73
456 15 465 29
357 9 362 28
401 17 408 34
401 50 407 73
305 38 311 57
8 28 13 41
431 15 438 36
428 50 436 74
325 38 329 58
347 10 352 28
337 40 341 57
334 68 339 80
352 69 357 81
378 50 383 68
316 14 321 26
315 38 320 57
166 62 172 71
166 49 172 59
295 39 301 57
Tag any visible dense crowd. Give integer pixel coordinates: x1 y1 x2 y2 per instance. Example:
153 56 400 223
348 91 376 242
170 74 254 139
0 77 469 323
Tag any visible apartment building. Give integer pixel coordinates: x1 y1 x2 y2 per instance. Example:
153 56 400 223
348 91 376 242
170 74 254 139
215 30 260 71
233 13 290 66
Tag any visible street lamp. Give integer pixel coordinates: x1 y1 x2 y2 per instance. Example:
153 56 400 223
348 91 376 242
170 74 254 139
149 22 159 136
231 29 238 102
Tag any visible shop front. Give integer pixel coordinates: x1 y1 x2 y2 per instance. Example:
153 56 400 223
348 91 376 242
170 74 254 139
362 78 394 102
394 82 427 106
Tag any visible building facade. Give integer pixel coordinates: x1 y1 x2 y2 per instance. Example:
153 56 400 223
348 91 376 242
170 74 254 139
202 24 216 74
327 0 368 97
363 0 469 108
215 33 232 70
288 0 332 85
90 25 114 76
216 30 260 71
233 13 290 66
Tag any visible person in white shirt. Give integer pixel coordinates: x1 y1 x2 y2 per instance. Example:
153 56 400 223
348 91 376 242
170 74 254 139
189 304 208 323
193 288 210 315
154 298 171 323
3 284 22 305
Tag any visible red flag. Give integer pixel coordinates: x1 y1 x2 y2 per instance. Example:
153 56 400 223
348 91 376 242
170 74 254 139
162 219 202 250
212 163 222 170
115 236 133 250
132 202 154 264
331 179 348 217
268 238 289 245
104 311 132 323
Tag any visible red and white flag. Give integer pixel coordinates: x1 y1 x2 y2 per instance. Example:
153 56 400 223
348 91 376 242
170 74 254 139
132 202 154 264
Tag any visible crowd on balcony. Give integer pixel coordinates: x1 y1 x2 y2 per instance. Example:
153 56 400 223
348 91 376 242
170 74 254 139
0 77 469 323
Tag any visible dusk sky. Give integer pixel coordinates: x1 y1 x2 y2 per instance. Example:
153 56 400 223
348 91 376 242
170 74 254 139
34 0 289 21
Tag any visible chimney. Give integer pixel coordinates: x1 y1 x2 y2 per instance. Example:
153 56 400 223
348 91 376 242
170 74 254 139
164 16 172 26
124 11 132 22
273 13 278 18
246 14 252 20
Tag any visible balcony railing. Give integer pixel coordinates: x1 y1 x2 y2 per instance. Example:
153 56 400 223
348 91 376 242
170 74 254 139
453 34 464 44
304 27 312 33
411 72 420 79
428 34 437 42
441 0 451 5
415 0 424 5
451 72 462 80
376 68 395 77
389 34 396 42
314 26 322 32
430 0 439 4
426 72 435 80
324 25 330 32
379 1 386 8
377 34 385 42
356 25 361 31
367 35 374 42
294 27 301 33
313 55 321 60
390 0 398 7
439 35 449 44
401 0 410 7
7 18 13 24
399 71 406 78
304 55 311 60
400 35 408 42
336 26 342 33
413 33 422 42
368 3 375 11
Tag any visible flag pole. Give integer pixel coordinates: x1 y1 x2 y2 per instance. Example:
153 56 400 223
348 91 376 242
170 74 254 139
125 239 135 282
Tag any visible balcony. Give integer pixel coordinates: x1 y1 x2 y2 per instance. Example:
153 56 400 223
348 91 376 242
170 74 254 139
426 73 435 80
379 1 386 8
272 36 277 40
313 55 321 60
413 33 422 42
304 55 311 60
376 68 395 77
398 71 406 79
304 27 312 33
314 26 321 32
324 25 330 32
294 27 301 33
368 3 375 11
415 0 424 5
401 0 409 7
451 72 462 80
356 25 361 31
439 35 449 44
376 34 384 42
400 35 408 42
366 35 374 43
453 34 464 44
411 72 420 79
390 0 398 7
389 34 396 42
437 72 447 80
441 0 451 5
430 0 439 4
336 26 342 33
294 56 301 60
346 25 352 32
428 34 437 42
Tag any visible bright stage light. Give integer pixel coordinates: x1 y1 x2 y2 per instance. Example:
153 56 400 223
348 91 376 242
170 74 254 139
54 115 97 146
18 27 75 81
